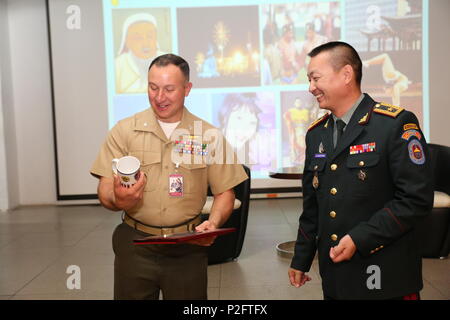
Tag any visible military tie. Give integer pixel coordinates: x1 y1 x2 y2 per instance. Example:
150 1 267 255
334 119 346 149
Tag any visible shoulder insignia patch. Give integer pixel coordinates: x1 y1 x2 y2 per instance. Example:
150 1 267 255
408 139 425 165
373 102 404 118
308 113 330 132
403 123 419 131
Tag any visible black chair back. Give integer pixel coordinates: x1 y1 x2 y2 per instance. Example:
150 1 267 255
428 144 450 194
206 165 251 264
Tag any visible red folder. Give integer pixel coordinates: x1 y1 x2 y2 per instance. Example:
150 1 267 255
133 227 236 245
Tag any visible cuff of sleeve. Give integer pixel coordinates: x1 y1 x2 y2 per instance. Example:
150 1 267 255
348 228 373 258
290 255 313 273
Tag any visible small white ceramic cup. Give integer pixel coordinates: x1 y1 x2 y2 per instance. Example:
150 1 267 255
112 156 141 187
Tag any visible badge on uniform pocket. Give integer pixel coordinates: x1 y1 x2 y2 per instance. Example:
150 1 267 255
169 174 183 197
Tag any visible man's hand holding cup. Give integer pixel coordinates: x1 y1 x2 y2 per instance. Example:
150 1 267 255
111 156 146 211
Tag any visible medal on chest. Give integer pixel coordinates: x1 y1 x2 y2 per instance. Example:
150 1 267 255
358 170 367 181
312 173 319 189
174 135 208 156
312 164 319 189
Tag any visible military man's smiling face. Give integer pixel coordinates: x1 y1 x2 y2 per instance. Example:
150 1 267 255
147 64 192 123
307 51 347 113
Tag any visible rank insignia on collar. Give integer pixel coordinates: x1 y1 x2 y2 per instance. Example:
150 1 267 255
358 113 368 124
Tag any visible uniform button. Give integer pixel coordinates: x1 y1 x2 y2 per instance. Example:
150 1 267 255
314 165 318 170
331 234 338 241
329 211 337 218
330 188 337 195
330 164 338 171
379 245 384 249
370 250 375 254
359 161 365 166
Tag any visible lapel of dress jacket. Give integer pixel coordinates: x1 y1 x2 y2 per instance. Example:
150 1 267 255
330 94 376 161
319 117 334 160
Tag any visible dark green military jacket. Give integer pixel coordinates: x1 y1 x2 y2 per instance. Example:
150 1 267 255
291 93 433 299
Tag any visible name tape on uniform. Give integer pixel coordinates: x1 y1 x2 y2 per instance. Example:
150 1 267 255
403 123 419 131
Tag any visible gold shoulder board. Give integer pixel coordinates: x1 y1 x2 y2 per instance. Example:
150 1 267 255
373 102 404 118
308 113 330 132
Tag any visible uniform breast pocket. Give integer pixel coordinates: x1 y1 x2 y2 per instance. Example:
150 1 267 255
346 153 380 197
130 151 161 192
178 163 207 194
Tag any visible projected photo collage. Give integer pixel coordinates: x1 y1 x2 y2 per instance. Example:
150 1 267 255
104 0 425 178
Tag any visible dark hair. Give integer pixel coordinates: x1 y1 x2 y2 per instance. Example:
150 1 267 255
148 53 190 81
219 93 261 132
308 41 362 86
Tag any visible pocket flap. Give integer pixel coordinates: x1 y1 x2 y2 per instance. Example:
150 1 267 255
130 151 161 166
347 153 380 168
179 163 207 170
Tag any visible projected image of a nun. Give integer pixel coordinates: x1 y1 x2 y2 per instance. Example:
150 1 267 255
114 13 166 94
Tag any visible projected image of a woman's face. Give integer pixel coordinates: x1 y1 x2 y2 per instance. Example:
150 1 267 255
224 105 258 150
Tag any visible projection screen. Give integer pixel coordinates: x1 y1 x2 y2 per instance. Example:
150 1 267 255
48 0 429 200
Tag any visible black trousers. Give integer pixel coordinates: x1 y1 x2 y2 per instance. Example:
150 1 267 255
112 222 208 300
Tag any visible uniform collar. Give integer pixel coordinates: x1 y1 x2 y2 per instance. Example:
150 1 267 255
133 107 199 141
332 93 364 126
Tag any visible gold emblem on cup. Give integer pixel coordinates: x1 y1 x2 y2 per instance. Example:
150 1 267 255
112 156 141 187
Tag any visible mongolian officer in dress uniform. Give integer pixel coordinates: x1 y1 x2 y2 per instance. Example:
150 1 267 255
288 42 433 300
91 54 248 300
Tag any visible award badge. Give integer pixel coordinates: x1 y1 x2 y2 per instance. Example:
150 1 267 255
312 164 319 189
358 170 367 181
169 163 183 197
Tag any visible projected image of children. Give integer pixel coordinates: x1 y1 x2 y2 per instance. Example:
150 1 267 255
261 2 341 85
112 9 172 94
177 6 260 88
